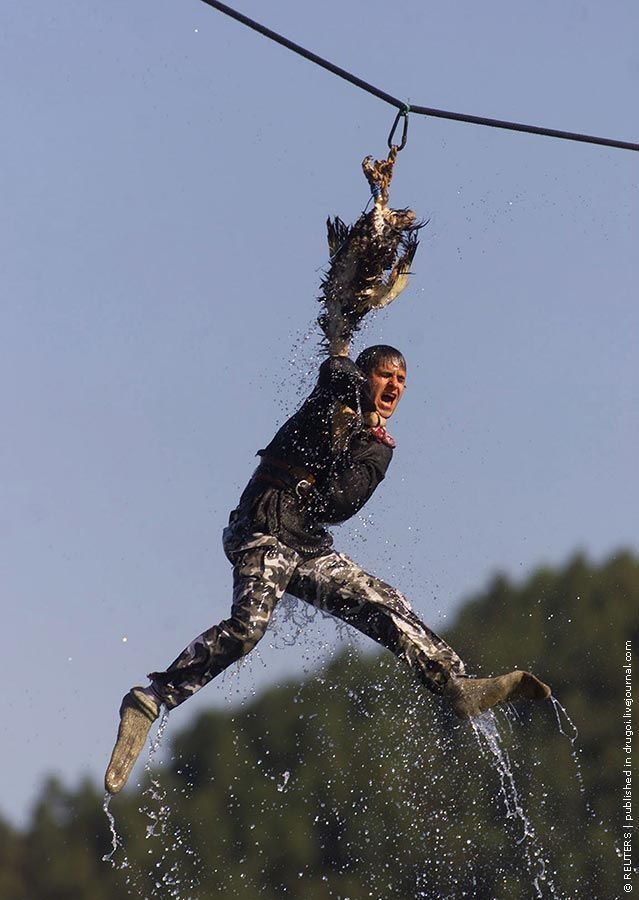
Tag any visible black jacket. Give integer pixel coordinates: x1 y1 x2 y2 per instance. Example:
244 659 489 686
227 357 394 556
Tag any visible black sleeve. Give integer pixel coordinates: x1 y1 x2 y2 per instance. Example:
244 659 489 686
317 356 367 409
317 356 377 414
315 432 393 523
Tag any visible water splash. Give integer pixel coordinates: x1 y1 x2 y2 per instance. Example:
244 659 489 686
141 707 171 839
471 710 559 898
101 793 120 864
551 693 625 873
277 770 291 792
550 696 578 744
138 709 205 898
550 695 590 803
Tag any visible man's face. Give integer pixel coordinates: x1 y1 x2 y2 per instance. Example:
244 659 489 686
367 359 406 421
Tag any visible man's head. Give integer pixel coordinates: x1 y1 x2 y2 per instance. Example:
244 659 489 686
356 345 406 422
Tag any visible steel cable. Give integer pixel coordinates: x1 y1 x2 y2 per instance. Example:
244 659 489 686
198 0 638 153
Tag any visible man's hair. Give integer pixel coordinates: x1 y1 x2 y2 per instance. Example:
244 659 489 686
355 344 406 375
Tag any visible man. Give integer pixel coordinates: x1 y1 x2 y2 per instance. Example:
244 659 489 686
105 345 550 794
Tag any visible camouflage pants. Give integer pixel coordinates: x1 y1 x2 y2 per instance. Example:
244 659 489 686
149 533 465 709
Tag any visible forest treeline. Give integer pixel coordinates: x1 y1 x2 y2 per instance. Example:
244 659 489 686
1 550 636 899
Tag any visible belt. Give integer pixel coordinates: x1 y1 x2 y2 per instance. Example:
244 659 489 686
253 455 317 497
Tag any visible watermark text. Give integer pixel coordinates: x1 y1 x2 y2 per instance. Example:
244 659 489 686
622 639 633 892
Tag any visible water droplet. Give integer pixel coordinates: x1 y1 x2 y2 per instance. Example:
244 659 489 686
277 771 290 792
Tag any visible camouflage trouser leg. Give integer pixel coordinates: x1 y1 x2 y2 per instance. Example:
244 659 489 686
149 535 301 709
288 550 466 694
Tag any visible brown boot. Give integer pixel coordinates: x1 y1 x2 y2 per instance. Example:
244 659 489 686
104 688 159 794
443 670 551 720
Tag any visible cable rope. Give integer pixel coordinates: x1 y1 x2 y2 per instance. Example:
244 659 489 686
198 0 638 153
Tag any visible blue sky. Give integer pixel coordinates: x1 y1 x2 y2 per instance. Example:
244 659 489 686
1 0 637 826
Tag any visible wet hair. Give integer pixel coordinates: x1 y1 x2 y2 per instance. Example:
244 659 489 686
355 344 406 375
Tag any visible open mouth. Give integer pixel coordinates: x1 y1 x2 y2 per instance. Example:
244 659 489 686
380 391 397 408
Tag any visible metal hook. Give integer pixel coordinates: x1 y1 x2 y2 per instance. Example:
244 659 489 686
387 106 409 151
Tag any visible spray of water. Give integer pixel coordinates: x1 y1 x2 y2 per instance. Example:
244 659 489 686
550 696 589 801
551 694 637 880
102 641 617 898
138 709 205 898
141 708 171 841
471 709 559 899
101 793 120 865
